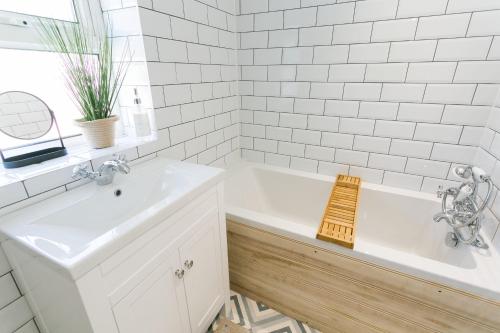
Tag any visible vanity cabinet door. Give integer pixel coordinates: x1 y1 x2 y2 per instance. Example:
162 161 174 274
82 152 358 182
113 252 191 333
180 210 225 333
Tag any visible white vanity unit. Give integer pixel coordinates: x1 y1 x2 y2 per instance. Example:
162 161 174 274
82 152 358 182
0 158 229 333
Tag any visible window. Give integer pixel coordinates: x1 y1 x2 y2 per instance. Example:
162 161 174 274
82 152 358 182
0 48 85 149
0 1 77 22
0 1 102 51
0 1 104 150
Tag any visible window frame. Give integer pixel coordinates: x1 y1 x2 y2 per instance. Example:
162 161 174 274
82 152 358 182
0 0 104 52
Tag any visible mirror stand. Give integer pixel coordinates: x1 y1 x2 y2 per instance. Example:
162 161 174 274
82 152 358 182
1 110 67 169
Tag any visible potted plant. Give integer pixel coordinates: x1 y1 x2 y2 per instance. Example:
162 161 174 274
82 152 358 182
39 21 129 148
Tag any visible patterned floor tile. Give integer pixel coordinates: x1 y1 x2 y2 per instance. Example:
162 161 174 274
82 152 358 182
227 290 321 333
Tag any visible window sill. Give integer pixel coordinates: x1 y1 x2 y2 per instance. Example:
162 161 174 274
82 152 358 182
0 133 157 188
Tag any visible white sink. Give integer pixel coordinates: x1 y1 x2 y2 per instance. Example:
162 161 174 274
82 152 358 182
0 158 224 278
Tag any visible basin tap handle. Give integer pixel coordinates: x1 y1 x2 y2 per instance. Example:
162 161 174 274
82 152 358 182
72 164 95 180
112 154 130 174
113 153 127 163
118 163 130 174
118 157 130 174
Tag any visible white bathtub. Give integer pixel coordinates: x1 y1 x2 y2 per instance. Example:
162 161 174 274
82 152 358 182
225 163 500 301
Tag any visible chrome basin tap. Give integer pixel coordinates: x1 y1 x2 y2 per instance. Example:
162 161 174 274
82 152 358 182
433 166 493 249
73 155 130 186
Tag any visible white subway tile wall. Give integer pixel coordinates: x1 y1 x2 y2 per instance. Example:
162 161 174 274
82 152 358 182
237 0 500 203
0 245 38 333
475 100 500 244
111 0 240 168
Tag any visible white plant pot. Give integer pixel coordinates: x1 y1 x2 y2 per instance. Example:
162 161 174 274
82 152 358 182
75 116 118 149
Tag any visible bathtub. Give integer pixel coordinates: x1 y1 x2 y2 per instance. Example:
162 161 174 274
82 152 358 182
224 162 500 301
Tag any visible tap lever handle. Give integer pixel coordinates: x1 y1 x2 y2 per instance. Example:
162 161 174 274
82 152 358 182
109 154 131 174
437 185 444 198
72 164 92 179
453 166 473 179
113 153 128 163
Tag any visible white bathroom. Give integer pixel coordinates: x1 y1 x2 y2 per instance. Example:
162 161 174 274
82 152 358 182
0 0 499 332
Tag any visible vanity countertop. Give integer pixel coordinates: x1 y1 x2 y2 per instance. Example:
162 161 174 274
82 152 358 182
0 157 225 279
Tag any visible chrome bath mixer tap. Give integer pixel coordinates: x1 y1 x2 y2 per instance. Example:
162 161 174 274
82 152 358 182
433 166 493 249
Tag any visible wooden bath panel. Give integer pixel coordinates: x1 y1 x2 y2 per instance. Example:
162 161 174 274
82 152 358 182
227 220 500 333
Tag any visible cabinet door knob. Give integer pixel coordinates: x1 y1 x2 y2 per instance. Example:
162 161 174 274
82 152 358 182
175 269 185 279
184 260 194 269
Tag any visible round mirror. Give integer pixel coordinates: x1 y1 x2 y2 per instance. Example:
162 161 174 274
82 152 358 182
0 91 53 140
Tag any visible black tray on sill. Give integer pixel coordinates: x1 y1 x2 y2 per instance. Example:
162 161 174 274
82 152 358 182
2 147 67 169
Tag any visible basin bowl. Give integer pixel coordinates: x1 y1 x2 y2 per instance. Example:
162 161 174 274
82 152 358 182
0 158 224 278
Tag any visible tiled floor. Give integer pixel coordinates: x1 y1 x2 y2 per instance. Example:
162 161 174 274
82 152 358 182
219 290 321 333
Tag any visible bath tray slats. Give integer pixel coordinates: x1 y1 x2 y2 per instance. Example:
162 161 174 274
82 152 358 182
316 174 361 249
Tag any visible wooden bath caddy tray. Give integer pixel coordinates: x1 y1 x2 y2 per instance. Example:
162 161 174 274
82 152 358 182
316 174 361 249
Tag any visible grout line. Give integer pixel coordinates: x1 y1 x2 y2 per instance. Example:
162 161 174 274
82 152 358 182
432 38 439 61
464 12 473 37
369 22 374 43
352 1 358 24
445 0 451 13
0 292 23 313
10 272 24 300
486 36 495 60
12 318 37 333
413 17 419 40
470 83 479 105
20 182 29 199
